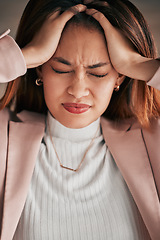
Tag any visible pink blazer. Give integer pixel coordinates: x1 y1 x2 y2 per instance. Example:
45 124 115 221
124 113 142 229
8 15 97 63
0 31 160 240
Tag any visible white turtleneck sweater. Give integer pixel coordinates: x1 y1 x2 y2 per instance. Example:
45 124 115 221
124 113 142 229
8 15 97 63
13 112 150 240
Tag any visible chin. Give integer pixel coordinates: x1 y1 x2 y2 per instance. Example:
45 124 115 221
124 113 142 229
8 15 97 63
60 118 94 129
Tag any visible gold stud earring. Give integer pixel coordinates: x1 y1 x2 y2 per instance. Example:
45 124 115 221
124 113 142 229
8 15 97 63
35 78 43 86
114 85 120 92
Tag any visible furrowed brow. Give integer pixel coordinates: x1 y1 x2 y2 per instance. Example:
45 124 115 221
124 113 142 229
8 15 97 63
52 57 71 66
52 57 109 68
87 62 109 69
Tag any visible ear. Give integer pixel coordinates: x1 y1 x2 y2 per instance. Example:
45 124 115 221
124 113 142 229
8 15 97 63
115 73 125 87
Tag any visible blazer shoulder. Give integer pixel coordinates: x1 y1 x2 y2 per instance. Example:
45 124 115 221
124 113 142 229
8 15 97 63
100 116 135 132
101 116 160 133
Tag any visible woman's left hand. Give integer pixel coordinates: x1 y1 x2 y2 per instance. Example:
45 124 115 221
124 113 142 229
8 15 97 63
86 8 160 82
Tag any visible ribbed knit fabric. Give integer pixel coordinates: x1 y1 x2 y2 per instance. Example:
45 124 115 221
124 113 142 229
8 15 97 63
13 112 150 240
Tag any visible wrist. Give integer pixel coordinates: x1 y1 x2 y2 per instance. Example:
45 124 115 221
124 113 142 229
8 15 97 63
120 54 160 81
131 55 160 81
21 46 44 68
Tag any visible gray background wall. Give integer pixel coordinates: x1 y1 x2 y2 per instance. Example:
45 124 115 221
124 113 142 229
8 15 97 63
0 0 160 98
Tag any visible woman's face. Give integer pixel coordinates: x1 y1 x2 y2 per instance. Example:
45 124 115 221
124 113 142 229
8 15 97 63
40 24 120 128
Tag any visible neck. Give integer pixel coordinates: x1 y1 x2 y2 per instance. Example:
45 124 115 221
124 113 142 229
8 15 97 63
46 111 101 142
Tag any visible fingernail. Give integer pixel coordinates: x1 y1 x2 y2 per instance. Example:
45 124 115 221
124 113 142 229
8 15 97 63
78 4 87 11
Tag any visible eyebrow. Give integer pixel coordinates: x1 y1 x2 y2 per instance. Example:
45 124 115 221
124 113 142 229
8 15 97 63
52 57 109 69
53 57 71 66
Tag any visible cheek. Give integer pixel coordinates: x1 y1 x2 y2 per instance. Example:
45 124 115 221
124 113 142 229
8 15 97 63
94 75 117 114
42 69 65 99
43 80 63 107
42 80 62 117
95 78 116 102
41 72 58 107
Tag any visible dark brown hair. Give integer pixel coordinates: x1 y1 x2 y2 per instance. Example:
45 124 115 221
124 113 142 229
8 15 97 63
1 0 160 127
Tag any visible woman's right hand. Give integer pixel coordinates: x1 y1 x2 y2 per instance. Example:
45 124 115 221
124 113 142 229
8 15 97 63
21 4 86 68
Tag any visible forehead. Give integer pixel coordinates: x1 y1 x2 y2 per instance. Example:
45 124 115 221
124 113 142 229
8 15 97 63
53 24 110 66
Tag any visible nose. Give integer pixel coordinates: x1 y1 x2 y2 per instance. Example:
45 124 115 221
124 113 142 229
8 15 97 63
67 75 90 99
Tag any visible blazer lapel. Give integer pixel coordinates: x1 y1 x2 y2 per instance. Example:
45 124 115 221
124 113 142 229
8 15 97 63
101 117 160 240
1 114 45 240
142 119 160 199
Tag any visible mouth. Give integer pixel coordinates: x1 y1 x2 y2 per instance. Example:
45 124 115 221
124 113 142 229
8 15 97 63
62 103 91 114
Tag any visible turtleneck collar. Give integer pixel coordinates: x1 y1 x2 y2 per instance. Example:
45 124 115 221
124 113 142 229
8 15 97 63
46 111 101 142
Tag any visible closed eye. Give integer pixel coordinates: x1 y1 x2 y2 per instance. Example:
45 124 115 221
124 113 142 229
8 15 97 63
51 67 73 74
89 73 108 78
51 67 108 78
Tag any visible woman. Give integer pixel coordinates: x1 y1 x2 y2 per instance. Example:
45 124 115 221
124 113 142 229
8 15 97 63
0 0 160 239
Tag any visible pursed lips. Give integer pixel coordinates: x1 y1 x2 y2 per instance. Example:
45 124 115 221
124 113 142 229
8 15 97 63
62 103 91 114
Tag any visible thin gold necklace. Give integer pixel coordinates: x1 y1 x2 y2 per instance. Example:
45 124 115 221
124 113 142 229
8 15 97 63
47 118 99 172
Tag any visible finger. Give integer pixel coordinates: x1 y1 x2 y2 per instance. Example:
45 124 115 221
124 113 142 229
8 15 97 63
70 4 87 14
84 1 109 7
85 8 112 32
47 8 61 20
58 4 87 25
